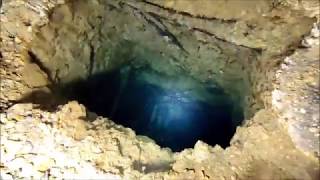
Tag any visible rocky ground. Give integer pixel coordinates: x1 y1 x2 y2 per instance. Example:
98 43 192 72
1 101 319 179
0 0 319 179
0 101 174 179
0 102 120 179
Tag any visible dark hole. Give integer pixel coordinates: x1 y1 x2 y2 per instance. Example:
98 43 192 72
62 65 244 152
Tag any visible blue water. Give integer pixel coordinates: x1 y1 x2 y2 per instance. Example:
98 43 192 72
69 67 243 152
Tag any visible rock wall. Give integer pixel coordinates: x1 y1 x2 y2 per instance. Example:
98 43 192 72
28 0 251 117
0 0 319 179
26 0 314 118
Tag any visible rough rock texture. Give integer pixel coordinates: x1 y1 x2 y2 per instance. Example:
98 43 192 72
1 102 319 180
272 24 320 157
27 0 259 117
1 102 175 179
0 102 121 179
1 0 319 179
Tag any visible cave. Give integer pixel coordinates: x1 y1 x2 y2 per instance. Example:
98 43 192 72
60 62 243 151
26 0 260 152
1 0 319 179
21 0 315 152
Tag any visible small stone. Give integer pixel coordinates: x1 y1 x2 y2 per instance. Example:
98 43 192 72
310 26 319 38
193 141 212 161
301 38 312 48
92 146 103 154
73 125 87 140
299 108 306 114
32 156 55 172
7 104 33 116
142 166 146 172
59 101 86 120
14 37 22 44
57 136 74 148
92 119 105 126
27 26 32 32
281 63 289 70
39 123 51 135
0 115 8 124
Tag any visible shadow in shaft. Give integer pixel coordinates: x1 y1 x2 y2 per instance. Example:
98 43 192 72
20 66 243 152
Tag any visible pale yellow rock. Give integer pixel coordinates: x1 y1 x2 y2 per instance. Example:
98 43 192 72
14 37 22 44
58 101 88 140
7 114 25 121
59 101 87 120
0 0 319 179
32 156 55 172
193 141 212 162
21 63 49 88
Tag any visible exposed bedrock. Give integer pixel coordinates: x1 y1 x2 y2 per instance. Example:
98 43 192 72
0 0 319 179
